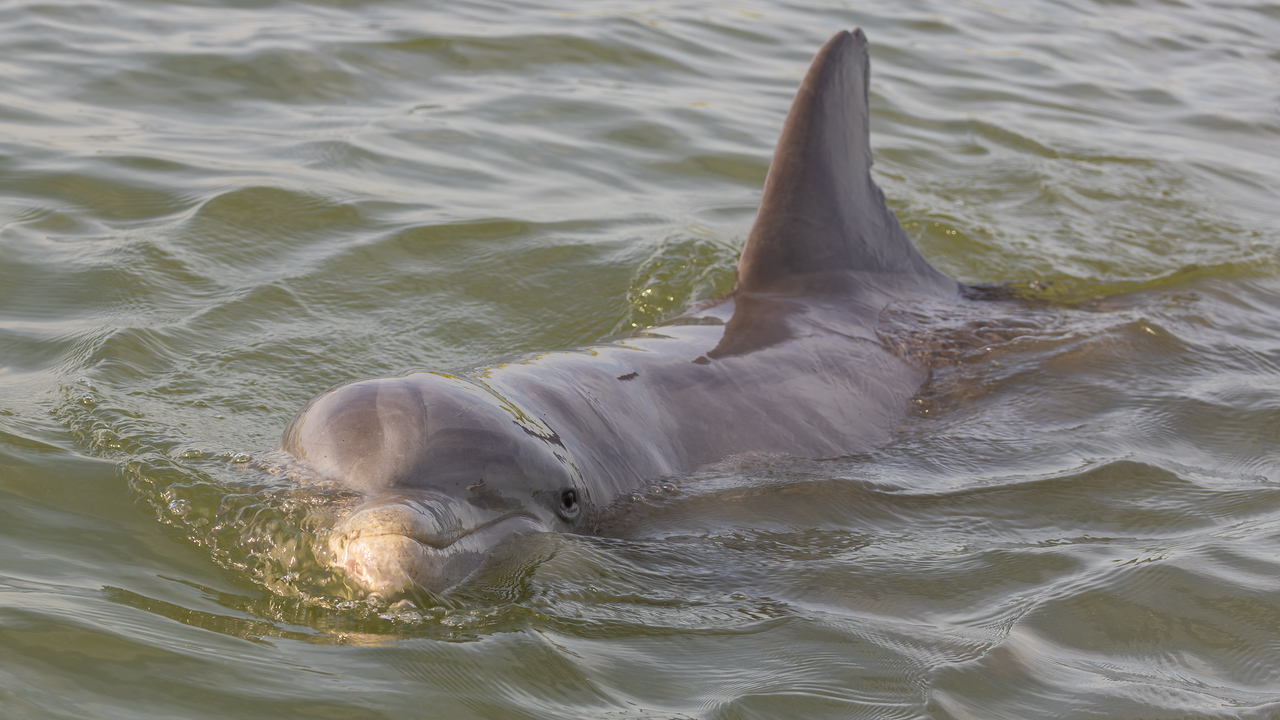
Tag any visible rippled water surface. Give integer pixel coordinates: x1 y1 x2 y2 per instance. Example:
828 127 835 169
3 0 1280 717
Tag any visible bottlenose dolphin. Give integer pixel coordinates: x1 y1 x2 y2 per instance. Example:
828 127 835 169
278 29 978 598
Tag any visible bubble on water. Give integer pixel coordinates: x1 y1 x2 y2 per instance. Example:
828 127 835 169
168 499 191 516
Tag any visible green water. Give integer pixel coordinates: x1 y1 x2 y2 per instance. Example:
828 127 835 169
2 0 1280 717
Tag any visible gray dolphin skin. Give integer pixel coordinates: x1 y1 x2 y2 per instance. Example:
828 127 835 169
278 29 974 599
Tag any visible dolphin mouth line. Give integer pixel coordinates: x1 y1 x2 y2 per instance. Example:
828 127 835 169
340 510 546 551
328 509 550 597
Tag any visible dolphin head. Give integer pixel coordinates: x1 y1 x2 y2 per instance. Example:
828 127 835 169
278 372 590 599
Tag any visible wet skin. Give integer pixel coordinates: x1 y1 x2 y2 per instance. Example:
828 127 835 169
277 30 977 598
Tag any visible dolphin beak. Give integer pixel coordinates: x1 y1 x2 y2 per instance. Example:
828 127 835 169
326 496 546 598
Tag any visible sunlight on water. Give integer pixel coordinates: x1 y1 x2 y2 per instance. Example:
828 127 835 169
2 0 1279 717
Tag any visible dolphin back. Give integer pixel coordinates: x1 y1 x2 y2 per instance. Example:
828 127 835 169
736 29 957 299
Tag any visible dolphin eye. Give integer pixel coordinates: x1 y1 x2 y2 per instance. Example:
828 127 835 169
558 489 580 520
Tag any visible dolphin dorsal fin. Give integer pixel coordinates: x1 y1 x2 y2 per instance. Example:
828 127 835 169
736 29 956 299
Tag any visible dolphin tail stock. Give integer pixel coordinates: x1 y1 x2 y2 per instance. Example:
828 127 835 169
735 29 958 301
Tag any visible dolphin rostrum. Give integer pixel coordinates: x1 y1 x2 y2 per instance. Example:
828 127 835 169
277 29 976 598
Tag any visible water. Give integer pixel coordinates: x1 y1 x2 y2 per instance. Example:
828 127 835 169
2 0 1280 717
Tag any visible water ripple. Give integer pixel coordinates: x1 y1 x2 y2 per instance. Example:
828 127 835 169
3 0 1280 717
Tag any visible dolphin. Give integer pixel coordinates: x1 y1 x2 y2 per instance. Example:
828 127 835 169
277 29 979 598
